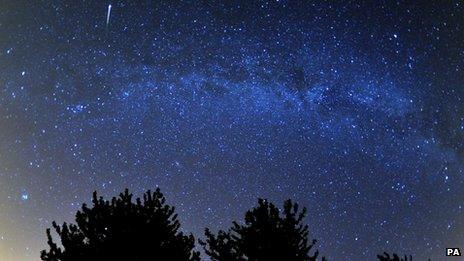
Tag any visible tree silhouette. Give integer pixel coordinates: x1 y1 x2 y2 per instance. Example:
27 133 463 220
377 252 413 261
41 188 200 261
201 198 325 261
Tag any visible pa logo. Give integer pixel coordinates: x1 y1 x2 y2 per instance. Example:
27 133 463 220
446 248 461 256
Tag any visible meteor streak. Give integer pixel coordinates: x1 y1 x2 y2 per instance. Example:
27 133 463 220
106 4 112 26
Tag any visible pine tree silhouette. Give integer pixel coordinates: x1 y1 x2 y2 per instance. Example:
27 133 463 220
377 252 413 261
201 198 326 261
40 188 200 261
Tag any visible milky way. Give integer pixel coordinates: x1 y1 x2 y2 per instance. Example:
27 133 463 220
0 1 463 260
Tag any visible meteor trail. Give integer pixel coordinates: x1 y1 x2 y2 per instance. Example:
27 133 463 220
106 4 112 26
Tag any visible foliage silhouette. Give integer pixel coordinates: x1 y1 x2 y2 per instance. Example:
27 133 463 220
377 252 413 261
201 198 326 261
40 188 200 261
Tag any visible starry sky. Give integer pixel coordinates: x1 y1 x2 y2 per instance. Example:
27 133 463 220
0 1 463 260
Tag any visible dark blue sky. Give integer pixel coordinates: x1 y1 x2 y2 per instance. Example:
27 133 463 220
0 1 463 260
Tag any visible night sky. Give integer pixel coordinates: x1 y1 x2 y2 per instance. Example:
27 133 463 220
0 1 463 260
